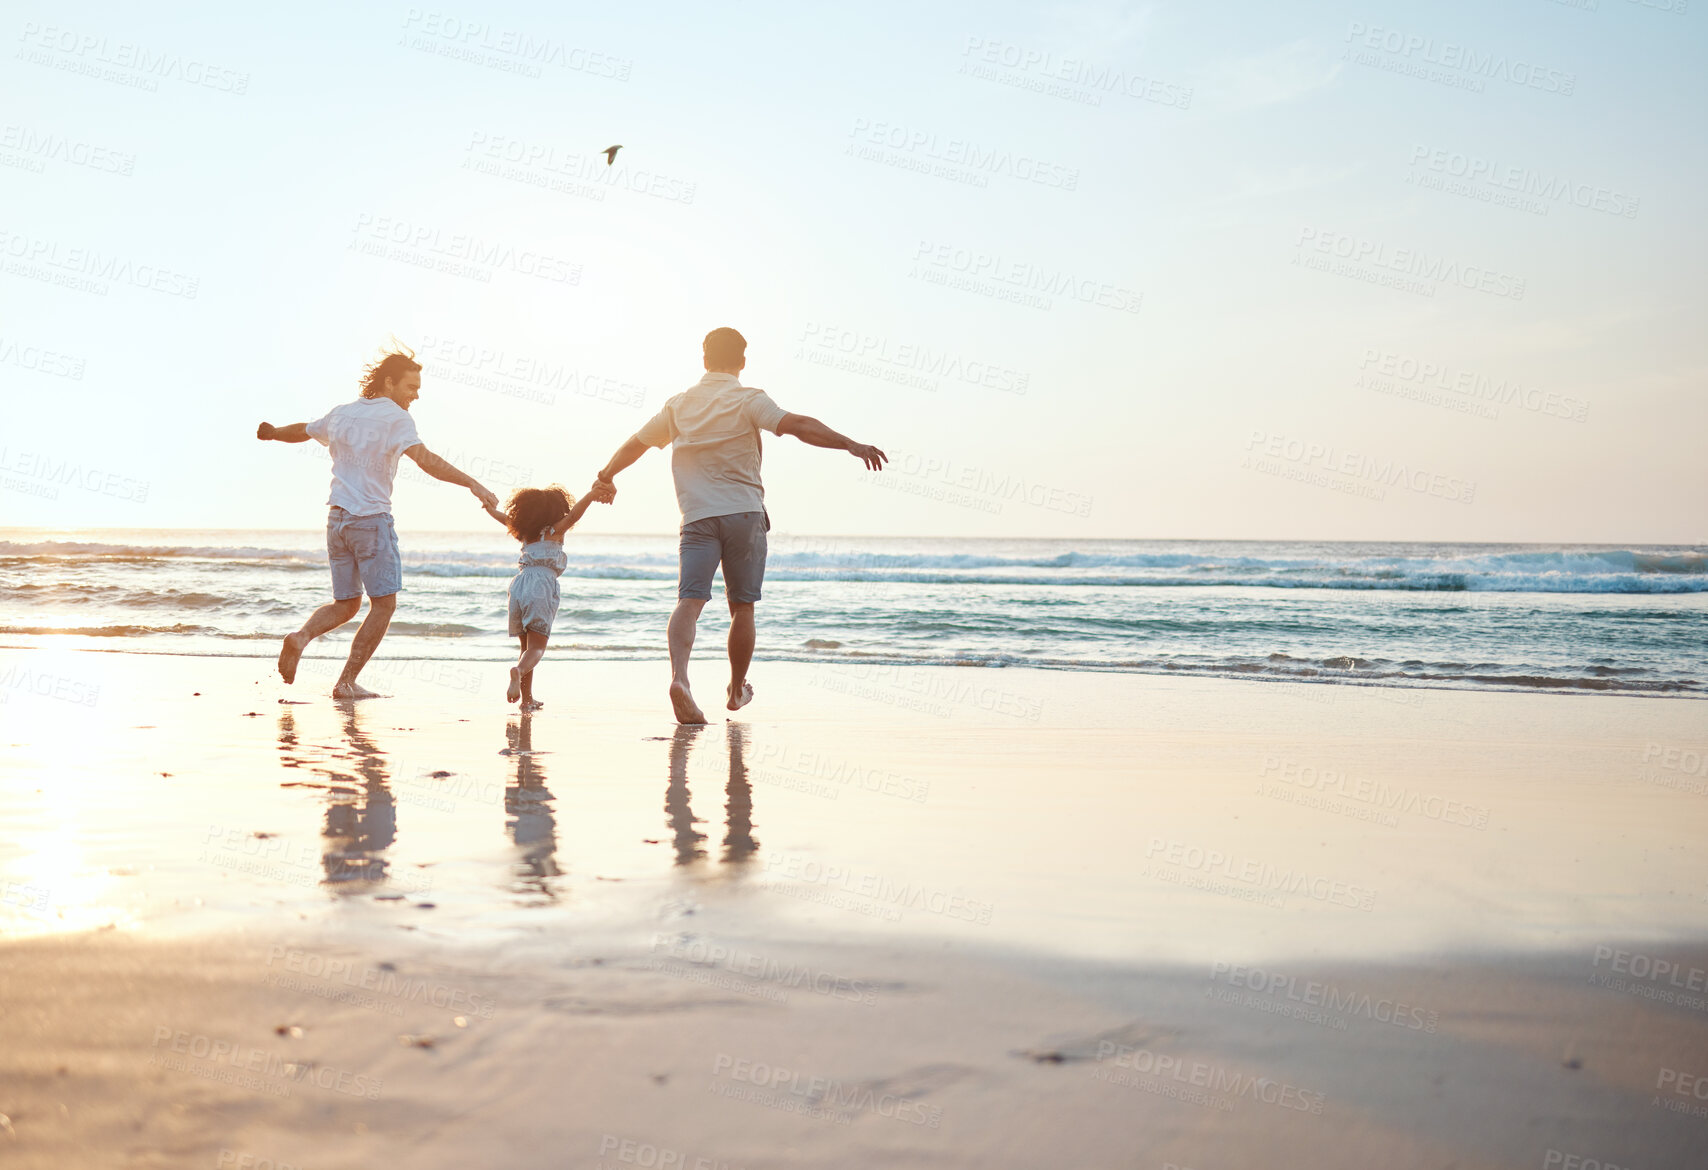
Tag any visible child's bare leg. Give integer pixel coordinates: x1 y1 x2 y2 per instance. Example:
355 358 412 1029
517 631 548 711
507 634 526 703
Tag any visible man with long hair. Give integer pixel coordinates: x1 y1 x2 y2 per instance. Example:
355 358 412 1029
256 346 500 699
594 327 887 723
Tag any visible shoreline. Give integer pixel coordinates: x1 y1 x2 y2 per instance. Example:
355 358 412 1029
5 641 1705 701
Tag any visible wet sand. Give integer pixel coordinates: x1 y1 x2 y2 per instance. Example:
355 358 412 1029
2 650 1706 1167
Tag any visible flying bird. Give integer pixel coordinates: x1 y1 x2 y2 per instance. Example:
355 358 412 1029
603 145 623 166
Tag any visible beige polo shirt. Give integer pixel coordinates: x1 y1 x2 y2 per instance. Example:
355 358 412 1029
635 373 789 525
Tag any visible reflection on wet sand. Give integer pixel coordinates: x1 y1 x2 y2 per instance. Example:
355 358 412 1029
664 723 758 870
722 724 757 866
267 705 757 901
504 714 560 897
275 706 396 890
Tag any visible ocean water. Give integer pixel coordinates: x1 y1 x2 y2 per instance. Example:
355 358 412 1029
1 530 1705 696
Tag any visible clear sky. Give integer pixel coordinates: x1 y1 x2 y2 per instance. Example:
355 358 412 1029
2 0 1703 541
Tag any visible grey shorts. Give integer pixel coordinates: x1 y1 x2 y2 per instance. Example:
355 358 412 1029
508 570 560 637
679 511 768 603
327 507 402 601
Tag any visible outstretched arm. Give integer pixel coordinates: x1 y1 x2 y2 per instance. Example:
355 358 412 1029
776 413 888 471
257 422 311 443
544 480 615 537
596 435 651 486
404 443 500 510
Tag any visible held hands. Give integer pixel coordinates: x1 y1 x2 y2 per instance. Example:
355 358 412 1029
848 442 888 471
588 478 617 505
472 484 501 511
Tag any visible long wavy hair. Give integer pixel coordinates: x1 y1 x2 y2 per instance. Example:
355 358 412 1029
499 485 577 543
358 344 421 399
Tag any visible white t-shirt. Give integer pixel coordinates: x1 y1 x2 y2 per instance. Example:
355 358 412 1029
635 373 788 525
306 397 422 516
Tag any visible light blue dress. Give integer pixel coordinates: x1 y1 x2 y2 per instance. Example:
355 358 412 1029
507 541 568 636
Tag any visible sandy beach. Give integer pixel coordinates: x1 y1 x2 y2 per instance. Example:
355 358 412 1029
8 0 1705 1160
3 649 1706 1167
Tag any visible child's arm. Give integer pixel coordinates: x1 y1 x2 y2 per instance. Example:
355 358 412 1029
549 493 599 538
257 422 312 443
482 502 509 527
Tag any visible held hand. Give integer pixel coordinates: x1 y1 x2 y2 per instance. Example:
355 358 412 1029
588 479 617 504
472 484 501 511
848 443 888 472
256 422 276 441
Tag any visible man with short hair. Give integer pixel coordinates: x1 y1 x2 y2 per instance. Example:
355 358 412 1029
257 348 500 699
595 327 887 723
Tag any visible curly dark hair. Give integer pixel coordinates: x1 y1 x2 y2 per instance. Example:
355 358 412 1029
500 485 577 543
359 344 422 399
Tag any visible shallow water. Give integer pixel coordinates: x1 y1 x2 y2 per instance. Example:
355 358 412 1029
4 530 1707 695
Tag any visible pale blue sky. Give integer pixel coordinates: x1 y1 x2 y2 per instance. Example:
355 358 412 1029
2 0 1702 540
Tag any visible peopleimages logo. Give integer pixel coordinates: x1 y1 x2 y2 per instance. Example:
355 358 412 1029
399 9 632 80
1342 22 1576 95
0 229 199 298
1145 837 1377 911
1243 430 1477 505
1207 961 1440 1032
0 446 148 503
16 21 252 94
912 240 1142 314
1260 757 1491 828
0 337 85 379
798 322 1029 395
350 213 580 285
263 945 498 1018
959 36 1193 109
1358 348 1588 423
149 1027 382 1100
1408 145 1639 218
0 123 135 174
1295 227 1525 300
1093 1040 1327 1113
708 1053 944 1128
846 119 1079 190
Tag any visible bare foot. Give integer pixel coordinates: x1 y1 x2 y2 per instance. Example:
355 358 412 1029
277 632 306 684
669 680 707 724
726 680 754 712
507 667 522 704
520 698 544 713
332 681 385 700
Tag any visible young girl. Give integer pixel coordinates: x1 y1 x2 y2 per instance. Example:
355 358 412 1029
486 481 611 710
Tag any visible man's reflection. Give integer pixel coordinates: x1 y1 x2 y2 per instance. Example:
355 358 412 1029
272 704 397 891
664 722 757 868
722 723 757 865
505 713 561 896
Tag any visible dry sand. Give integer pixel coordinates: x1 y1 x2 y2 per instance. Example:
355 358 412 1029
2 649 1706 1167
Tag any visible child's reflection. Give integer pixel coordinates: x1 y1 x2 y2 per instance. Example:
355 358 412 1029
505 713 561 896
